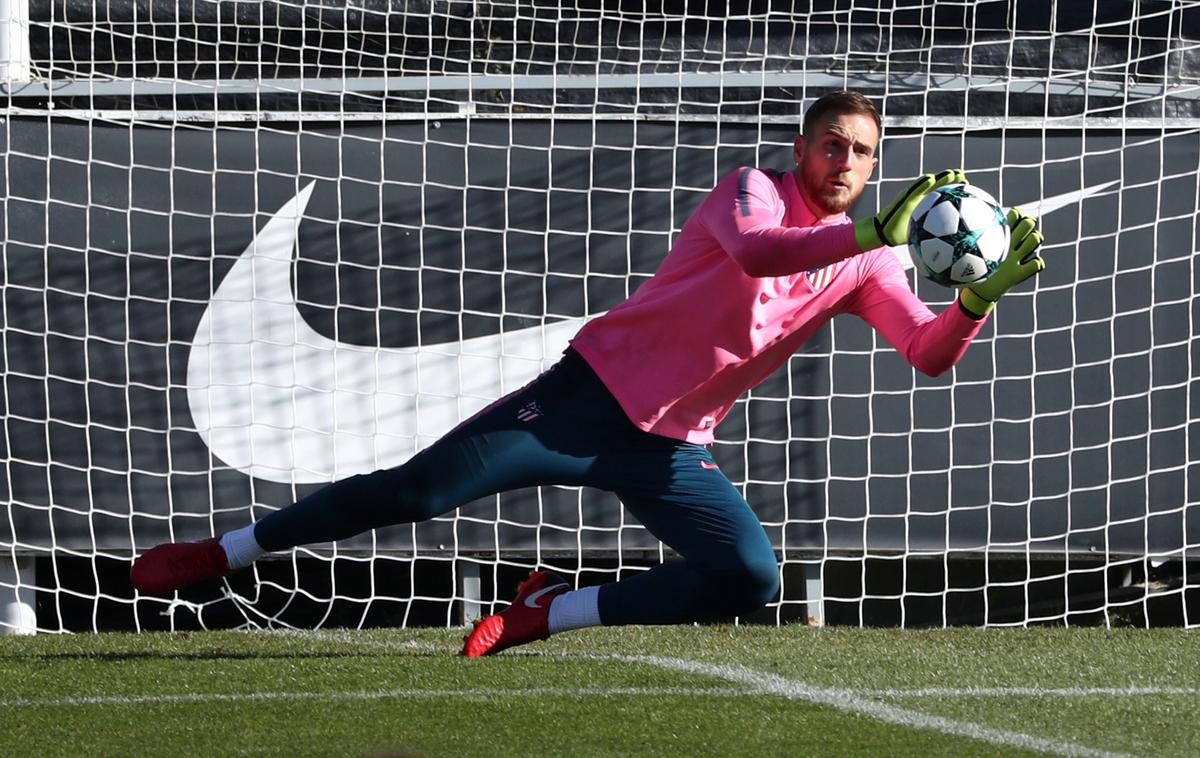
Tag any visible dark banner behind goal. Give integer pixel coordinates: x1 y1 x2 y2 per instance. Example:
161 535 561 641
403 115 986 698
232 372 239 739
2 117 1196 559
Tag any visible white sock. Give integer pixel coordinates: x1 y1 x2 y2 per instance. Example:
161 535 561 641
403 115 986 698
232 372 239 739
219 524 265 570
547 586 602 634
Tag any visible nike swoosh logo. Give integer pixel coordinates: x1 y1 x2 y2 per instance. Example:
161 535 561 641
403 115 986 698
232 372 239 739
891 181 1117 269
186 182 592 483
524 584 568 608
189 180 1113 484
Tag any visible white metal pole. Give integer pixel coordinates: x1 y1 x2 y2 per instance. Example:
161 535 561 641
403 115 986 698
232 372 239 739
0 0 30 82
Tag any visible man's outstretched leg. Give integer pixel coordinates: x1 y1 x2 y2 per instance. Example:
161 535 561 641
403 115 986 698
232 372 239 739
131 354 602 596
130 460 457 596
130 450 582 597
128 464 420 595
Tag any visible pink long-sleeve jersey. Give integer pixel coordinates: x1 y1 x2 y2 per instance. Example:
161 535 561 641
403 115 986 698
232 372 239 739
569 166 988 444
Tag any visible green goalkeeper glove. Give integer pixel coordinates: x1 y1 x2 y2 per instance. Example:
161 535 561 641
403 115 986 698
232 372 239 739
853 169 968 251
958 208 1046 317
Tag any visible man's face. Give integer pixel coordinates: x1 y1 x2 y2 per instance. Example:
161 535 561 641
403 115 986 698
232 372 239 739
792 111 879 217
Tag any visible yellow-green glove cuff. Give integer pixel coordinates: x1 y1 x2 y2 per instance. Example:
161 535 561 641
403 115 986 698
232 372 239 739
853 217 884 251
958 287 996 318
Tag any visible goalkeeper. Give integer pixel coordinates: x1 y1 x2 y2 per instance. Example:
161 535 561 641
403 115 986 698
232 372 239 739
132 91 1045 656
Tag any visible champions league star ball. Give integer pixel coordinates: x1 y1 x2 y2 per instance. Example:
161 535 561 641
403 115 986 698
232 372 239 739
907 184 1010 288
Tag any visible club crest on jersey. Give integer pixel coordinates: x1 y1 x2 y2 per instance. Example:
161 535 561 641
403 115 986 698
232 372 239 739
806 262 840 291
517 401 544 422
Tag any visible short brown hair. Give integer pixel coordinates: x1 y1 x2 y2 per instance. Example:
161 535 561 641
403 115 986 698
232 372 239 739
802 91 882 138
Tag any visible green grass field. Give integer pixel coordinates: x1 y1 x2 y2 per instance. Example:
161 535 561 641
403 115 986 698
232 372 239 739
1 626 1197 757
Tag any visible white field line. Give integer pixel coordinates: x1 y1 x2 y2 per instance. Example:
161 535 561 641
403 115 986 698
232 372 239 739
0 686 748 709
864 686 1200 698
615 655 1140 758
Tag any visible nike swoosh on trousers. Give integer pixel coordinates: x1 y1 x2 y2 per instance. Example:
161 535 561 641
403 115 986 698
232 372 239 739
186 182 590 484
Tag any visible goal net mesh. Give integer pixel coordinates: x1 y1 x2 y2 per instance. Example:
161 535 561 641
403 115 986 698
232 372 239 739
2 0 1198 632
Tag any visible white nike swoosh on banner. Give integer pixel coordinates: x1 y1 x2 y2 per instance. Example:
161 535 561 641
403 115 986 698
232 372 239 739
890 180 1117 269
186 182 590 483
189 180 1115 484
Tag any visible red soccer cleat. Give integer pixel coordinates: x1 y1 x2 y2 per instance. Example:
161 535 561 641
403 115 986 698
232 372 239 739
130 537 232 595
461 570 570 658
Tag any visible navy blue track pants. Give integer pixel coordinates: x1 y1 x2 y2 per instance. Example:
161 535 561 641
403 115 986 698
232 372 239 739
253 350 779 625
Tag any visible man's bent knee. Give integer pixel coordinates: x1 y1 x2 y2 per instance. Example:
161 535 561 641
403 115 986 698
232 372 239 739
705 555 780 617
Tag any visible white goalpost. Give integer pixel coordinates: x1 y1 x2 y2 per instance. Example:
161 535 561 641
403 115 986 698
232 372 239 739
2 0 1199 633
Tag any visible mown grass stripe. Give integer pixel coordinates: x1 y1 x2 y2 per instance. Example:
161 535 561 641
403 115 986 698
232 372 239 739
619 655 1138 758
865 687 1200 698
0 686 749 709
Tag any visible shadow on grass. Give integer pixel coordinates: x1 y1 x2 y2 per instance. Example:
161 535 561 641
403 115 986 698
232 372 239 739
0 649 452 663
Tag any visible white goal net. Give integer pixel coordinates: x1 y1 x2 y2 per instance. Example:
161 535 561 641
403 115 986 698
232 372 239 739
2 0 1199 633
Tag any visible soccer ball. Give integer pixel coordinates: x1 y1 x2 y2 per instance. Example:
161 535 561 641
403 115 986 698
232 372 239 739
907 184 1010 288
